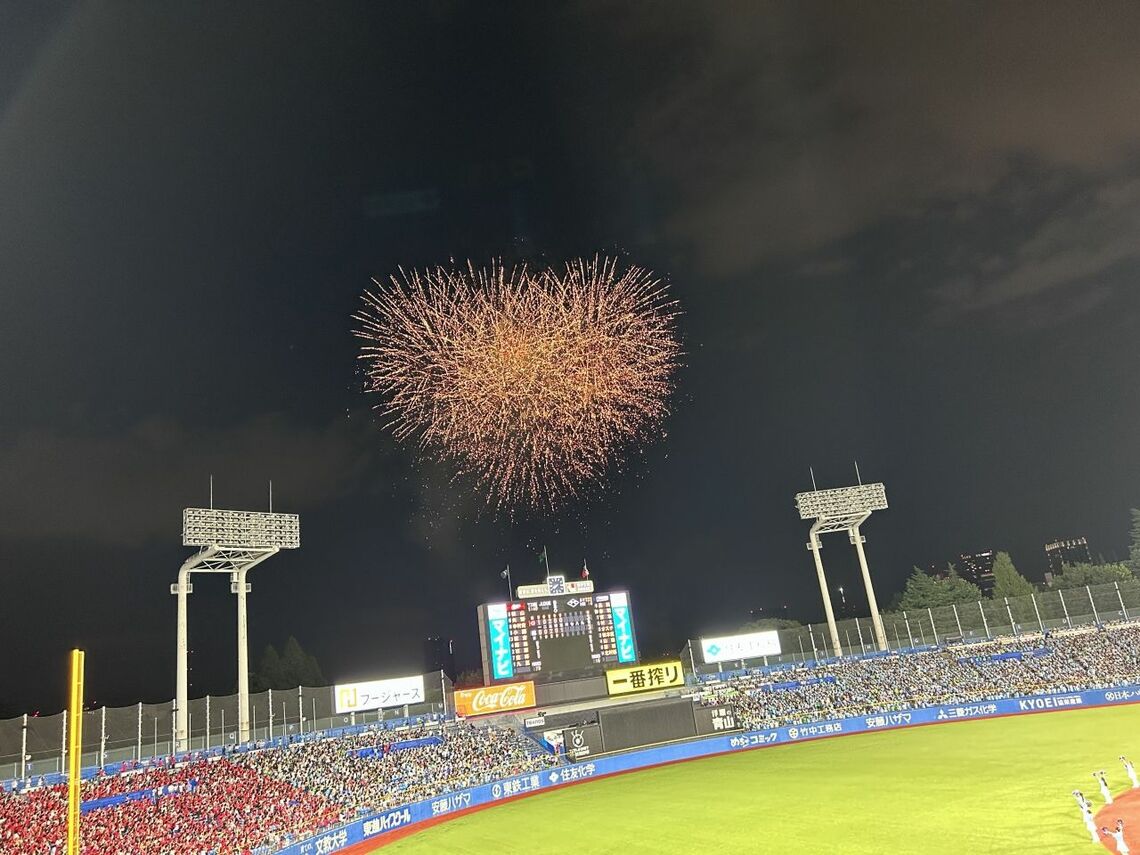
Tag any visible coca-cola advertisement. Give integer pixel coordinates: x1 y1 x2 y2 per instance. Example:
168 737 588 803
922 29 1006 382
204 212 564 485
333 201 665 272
453 681 537 717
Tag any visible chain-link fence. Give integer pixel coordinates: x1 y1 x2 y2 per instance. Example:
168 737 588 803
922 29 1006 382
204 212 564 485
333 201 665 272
0 671 454 782
683 580 1140 679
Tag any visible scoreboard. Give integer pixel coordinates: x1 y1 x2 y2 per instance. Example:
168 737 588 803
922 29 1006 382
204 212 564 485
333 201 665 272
477 591 639 685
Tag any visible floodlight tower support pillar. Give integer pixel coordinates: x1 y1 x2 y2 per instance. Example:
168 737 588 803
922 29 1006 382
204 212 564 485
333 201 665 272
851 523 888 651
227 551 277 744
807 526 843 658
236 570 250 742
173 544 279 752
230 560 275 745
173 565 192 751
795 482 890 660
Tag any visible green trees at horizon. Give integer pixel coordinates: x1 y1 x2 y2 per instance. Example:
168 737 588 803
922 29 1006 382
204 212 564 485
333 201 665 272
251 636 324 691
895 565 983 611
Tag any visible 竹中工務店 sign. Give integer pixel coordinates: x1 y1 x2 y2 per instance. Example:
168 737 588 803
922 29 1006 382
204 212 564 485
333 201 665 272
605 661 685 696
699 630 781 664
335 675 425 715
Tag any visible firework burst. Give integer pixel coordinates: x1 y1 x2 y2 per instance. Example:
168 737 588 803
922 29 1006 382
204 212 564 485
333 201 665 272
354 257 681 510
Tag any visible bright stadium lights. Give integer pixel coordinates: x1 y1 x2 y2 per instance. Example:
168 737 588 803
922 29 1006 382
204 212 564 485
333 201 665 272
795 481 890 658
173 505 300 751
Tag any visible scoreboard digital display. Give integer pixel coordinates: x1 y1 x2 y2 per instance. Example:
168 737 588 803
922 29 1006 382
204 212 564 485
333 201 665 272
478 591 638 685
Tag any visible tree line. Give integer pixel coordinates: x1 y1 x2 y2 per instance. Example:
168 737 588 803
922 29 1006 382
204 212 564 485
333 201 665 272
741 507 1140 630
250 636 325 692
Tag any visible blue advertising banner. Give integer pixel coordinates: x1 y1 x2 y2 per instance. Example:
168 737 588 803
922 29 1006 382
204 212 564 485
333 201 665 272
355 736 442 759
487 605 513 680
957 648 1051 664
274 684 1140 855
759 675 837 693
81 781 197 814
612 604 636 663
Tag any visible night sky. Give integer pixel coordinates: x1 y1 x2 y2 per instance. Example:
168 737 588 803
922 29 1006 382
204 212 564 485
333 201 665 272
2 2 1139 713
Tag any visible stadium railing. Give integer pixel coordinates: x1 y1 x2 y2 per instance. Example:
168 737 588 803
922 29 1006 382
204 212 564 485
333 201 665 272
0 670 454 783
680 579 1140 678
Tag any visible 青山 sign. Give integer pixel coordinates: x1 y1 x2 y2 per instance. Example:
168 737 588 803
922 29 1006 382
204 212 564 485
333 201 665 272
605 661 685 696
335 676 425 714
453 681 537 717
700 631 782 664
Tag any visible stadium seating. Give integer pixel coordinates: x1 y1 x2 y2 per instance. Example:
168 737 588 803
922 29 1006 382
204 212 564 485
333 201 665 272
694 622 1140 730
2 623 1138 854
0 722 554 854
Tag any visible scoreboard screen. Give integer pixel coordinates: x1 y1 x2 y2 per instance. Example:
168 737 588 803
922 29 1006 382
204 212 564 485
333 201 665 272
478 591 638 685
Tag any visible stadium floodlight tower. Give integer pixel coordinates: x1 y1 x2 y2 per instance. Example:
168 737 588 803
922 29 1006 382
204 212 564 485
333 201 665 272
174 507 300 750
795 481 889 658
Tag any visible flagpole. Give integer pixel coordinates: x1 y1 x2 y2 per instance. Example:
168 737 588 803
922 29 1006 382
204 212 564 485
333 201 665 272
542 545 550 575
505 564 512 601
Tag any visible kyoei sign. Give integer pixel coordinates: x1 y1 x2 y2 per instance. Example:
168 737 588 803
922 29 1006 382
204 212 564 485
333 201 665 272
453 681 537 717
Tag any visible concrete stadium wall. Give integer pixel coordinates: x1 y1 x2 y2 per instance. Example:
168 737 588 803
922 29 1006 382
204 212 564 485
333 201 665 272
273 684 1140 854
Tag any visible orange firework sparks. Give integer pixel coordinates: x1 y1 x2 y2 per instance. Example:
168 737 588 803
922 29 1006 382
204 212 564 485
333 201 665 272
354 257 681 510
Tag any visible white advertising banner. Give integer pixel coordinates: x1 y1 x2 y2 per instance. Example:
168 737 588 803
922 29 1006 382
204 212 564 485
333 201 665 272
335 675 426 714
516 577 595 599
700 631 782 664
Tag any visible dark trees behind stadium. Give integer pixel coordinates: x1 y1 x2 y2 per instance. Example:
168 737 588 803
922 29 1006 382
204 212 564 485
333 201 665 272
251 636 325 691
990 552 1035 599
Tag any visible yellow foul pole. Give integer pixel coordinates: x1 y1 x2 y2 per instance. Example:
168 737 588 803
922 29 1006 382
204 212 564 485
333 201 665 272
67 648 85 855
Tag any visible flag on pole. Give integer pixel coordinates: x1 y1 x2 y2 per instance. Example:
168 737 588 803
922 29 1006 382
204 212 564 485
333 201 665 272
538 548 548 567
500 567 510 579
581 561 590 580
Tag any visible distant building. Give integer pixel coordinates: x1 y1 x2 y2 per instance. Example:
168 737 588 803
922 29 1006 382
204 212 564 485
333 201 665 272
923 552 995 595
423 636 456 681
925 562 949 581
957 550 997 595
1045 537 1091 576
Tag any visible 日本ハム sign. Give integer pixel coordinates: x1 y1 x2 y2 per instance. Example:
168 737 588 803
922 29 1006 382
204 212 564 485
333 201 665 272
453 681 536 717
605 660 685 696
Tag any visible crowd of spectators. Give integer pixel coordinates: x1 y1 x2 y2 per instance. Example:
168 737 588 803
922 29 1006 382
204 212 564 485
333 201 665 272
0 721 553 854
0 757 340 855
3 624 1139 853
238 720 558 817
696 622 1140 730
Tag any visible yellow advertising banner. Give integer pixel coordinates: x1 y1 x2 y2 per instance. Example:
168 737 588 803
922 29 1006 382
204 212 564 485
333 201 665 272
605 660 685 696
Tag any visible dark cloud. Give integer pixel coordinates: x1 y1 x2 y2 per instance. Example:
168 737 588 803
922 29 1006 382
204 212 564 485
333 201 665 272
560 2 1140 296
1 2 1139 711
0 414 372 546
934 176 1140 314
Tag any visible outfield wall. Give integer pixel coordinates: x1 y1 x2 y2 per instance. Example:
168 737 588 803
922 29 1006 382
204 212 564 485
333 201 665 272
275 683 1140 854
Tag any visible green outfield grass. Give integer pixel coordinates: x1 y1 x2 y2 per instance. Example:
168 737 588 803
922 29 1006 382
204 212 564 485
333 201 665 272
376 705 1137 854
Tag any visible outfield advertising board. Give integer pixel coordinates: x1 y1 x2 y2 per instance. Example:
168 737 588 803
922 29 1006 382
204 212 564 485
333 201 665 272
334 676 425 715
699 631 781 664
605 660 685 696
277 683 1140 855
561 723 604 759
453 681 536 717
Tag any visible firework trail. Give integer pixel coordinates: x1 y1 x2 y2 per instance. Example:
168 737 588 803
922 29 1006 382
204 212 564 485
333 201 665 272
354 257 681 511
